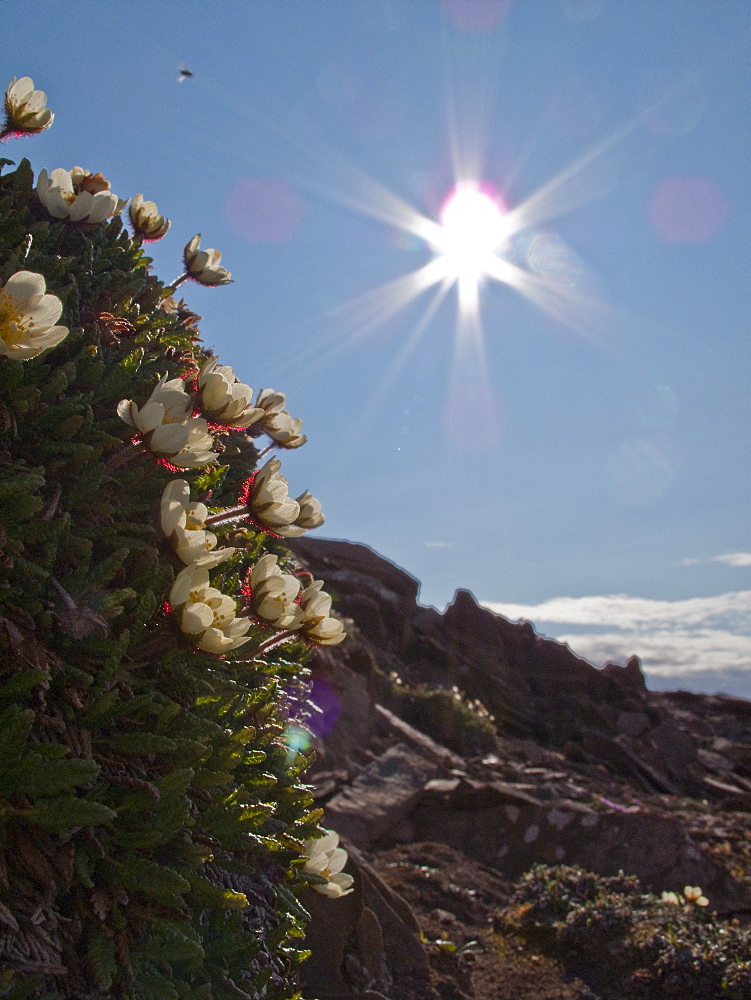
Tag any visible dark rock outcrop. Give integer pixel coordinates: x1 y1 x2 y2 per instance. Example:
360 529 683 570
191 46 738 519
301 845 434 1000
291 537 652 753
289 537 751 1000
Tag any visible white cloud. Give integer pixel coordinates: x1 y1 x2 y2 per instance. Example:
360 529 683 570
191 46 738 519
480 591 751 695
714 552 751 567
679 552 751 568
482 591 751 631
554 629 751 677
424 541 453 549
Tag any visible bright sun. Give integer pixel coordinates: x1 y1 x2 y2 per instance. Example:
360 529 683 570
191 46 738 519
433 182 508 289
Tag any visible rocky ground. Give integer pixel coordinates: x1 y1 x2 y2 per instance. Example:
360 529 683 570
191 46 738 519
289 538 751 1000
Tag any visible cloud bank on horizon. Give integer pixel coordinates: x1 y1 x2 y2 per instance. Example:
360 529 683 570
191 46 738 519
482 565 751 698
679 552 751 568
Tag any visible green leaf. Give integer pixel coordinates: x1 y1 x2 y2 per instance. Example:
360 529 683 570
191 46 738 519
275 883 311 923
190 769 235 788
134 970 179 1000
106 732 177 755
3 754 100 797
30 796 116 830
186 873 247 911
0 707 34 759
114 856 190 906
0 972 43 1000
88 931 117 989
0 669 48 704
155 767 194 796
145 921 205 965
74 846 95 888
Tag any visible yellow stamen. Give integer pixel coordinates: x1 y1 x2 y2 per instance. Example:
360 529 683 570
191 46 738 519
0 295 34 347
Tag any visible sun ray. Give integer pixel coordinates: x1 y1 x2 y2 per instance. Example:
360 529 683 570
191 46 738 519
484 256 611 344
445 295 501 450
501 94 684 237
192 67 665 430
288 159 443 246
331 255 451 343
268 256 452 393
342 278 455 452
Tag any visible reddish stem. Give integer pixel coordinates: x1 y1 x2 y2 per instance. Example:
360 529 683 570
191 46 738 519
105 440 147 471
240 629 299 660
204 505 248 527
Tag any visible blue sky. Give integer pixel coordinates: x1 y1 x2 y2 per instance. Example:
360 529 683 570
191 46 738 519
3 0 749 695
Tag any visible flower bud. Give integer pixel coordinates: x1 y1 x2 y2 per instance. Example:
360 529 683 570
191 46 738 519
183 234 232 286
129 193 170 241
295 491 324 530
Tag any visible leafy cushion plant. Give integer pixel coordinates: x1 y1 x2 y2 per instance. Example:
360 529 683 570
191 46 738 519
0 82 345 1000
503 864 751 1000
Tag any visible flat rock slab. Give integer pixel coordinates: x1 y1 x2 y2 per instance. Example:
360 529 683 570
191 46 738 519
375 703 465 770
412 798 749 912
326 743 441 847
423 776 543 810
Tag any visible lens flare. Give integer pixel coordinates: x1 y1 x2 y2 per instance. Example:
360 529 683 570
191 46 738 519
225 176 304 243
648 176 727 244
307 678 342 738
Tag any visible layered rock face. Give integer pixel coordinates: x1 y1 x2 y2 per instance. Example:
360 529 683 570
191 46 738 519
290 536 751 779
289 537 751 1000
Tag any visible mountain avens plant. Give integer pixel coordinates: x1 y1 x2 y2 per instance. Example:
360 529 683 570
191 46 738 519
0 75 346 1000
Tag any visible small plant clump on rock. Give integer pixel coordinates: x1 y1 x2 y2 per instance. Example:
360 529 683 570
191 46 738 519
501 864 751 999
388 678 499 757
0 75 349 1000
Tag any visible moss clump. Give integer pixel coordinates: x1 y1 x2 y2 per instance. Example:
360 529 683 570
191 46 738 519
502 864 751 1000
0 153 337 999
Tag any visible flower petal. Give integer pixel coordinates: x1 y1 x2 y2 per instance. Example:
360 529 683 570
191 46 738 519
2 270 46 302
182 601 215 634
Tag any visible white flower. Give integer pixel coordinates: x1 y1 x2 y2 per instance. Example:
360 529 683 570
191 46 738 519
248 554 303 630
3 76 54 135
117 376 219 469
302 829 354 898
160 480 235 567
198 356 263 428
183 234 232 286
295 491 324 530
683 885 709 907
255 388 287 418
118 374 192 433
36 167 127 224
299 580 345 646
246 458 304 538
165 418 219 469
660 891 680 905
169 562 251 654
249 390 307 446
0 271 68 361
129 193 170 240
264 409 306 449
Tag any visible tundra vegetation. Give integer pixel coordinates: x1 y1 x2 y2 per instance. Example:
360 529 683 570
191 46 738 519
0 76 348 1000
502 864 751 999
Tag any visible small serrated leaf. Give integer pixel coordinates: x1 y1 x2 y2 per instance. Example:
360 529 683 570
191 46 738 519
30 796 116 830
